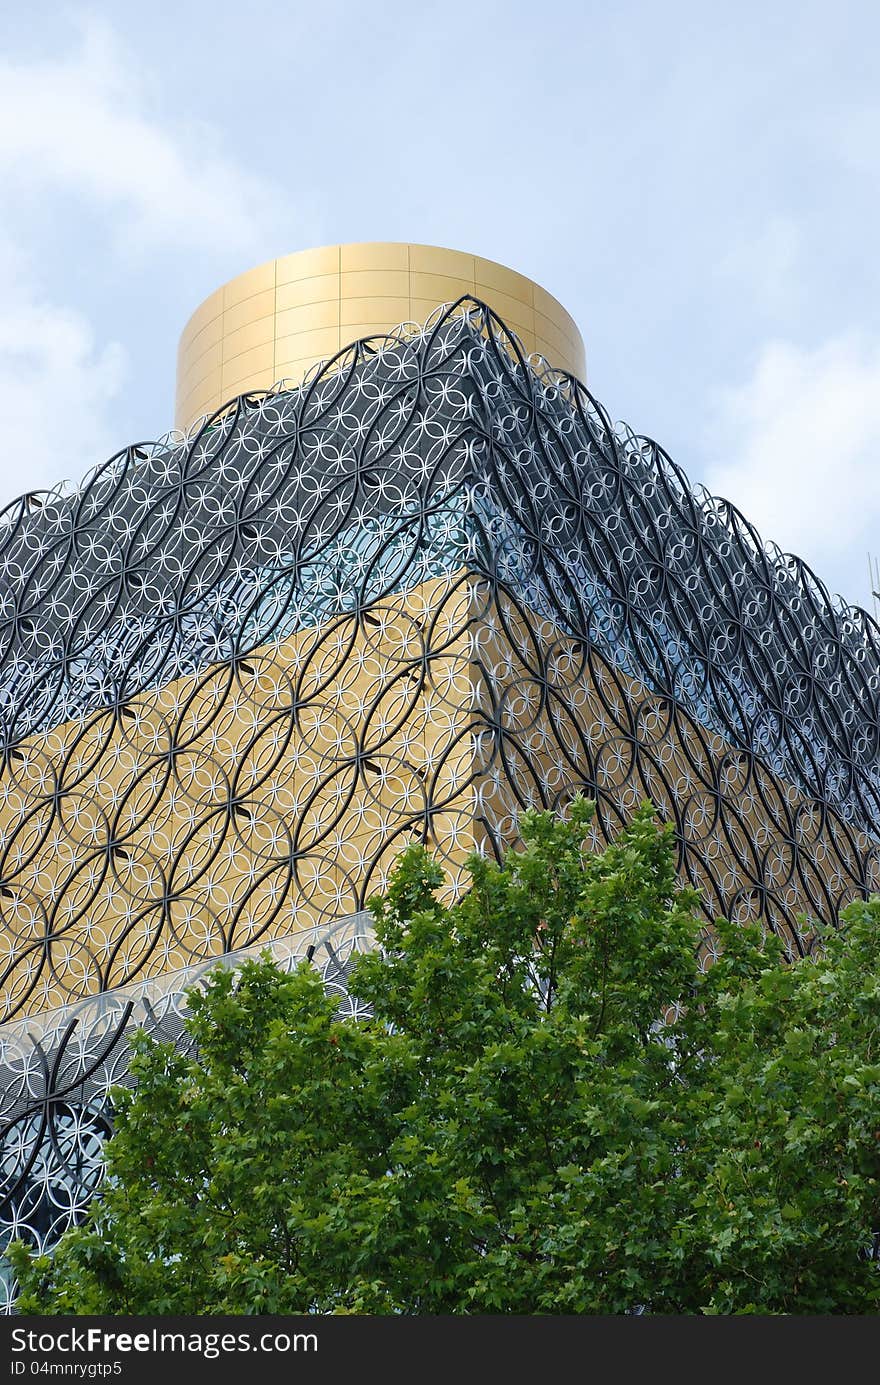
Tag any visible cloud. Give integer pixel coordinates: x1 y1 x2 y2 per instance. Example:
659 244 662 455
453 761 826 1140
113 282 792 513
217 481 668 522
0 18 287 257
0 16 305 503
703 333 880 608
0 235 128 499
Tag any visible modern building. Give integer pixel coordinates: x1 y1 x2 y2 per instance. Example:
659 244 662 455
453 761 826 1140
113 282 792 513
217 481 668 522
2 243 879 1306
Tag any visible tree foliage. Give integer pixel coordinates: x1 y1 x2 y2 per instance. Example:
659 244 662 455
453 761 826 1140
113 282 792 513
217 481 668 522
11 801 880 1313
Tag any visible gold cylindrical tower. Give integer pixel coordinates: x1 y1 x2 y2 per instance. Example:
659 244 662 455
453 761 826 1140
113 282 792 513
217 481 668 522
175 242 586 432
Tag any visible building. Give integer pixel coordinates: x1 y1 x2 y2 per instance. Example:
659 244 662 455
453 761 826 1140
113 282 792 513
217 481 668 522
1 243 878 1306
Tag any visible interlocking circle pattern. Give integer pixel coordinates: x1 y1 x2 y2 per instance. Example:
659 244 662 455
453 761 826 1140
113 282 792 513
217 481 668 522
0 911 372 1310
1 297 879 1302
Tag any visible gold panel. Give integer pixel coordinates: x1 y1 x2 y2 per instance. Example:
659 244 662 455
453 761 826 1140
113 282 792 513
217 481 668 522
409 297 453 326
270 357 317 386
474 286 535 336
340 296 411 327
224 289 276 338
534 313 576 360
178 340 222 397
408 245 475 278
275 325 342 364
474 257 534 303
179 286 223 348
340 243 409 272
222 316 276 364
275 300 341 338
175 243 588 431
339 269 411 298
276 246 340 283
220 342 274 392
409 271 475 305
178 381 219 427
184 313 224 360
534 338 559 365
223 261 275 308
276 275 339 312
533 283 579 336
221 366 277 399
336 322 402 341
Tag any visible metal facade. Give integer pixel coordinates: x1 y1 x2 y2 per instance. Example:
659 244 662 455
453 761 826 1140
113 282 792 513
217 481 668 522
2 298 878 1303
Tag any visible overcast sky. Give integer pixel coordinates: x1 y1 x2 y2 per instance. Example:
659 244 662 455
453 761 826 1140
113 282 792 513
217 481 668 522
0 2 877 609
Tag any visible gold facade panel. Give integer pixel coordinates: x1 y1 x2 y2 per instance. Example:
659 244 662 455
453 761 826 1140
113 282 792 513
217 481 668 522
339 269 410 299
178 380 221 430
272 356 314 384
220 342 275 391
223 288 276 337
533 337 558 365
409 271 476 306
473 257 535 305
275 246 340 284
340 242 409 272
275 299 341 339
218 369 277 402
176 379 221 432
340 296 411 327
182 312 224 362
223 261 275 308
275 274 340 312
534 304 579 345
179 286 224 348
221 316 276 365
409 297 453 326
534 312 576 360
178 339 222 395
176 363 218 409
475 285 535 336
175 243 588 429
339 321 403 342
275 324 342 363
407 245 476 279
533 284 579 336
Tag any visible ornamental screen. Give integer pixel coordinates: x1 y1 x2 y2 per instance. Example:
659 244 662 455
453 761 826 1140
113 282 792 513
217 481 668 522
1 298 879 1305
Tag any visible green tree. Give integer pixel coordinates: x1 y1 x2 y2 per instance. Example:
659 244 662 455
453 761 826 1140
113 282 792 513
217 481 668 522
10 801 880 1313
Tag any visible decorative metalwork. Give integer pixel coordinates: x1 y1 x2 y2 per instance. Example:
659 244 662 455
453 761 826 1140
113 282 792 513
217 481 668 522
1 294 880 1303
0 910 372 1310
0 299 877 1027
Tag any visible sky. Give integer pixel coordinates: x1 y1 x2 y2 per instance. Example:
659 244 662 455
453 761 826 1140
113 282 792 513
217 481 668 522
0 1 878 609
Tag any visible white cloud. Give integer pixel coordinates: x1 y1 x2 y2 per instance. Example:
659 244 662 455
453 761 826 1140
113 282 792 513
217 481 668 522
0 16 303 503
703 334 880 607
0 235 128 499
0 18 286 257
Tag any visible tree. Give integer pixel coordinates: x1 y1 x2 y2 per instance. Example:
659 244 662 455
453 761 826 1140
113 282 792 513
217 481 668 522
10 801 880 1313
